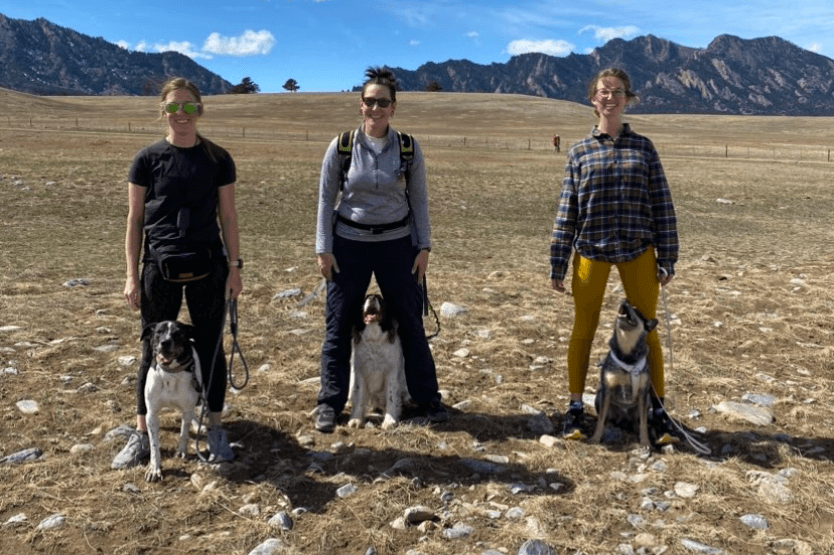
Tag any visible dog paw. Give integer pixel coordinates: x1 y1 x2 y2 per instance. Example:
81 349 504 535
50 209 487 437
145 467 163 482
347 418 363 429
381 415 398 430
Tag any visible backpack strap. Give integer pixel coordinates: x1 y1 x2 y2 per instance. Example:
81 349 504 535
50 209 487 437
337 129 415 190
337 130 355 191
397 131 414 184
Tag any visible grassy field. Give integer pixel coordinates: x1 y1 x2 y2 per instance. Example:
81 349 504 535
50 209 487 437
1 88 833 554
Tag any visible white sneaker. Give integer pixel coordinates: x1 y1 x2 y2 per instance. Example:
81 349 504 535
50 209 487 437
207 427 234 463
111 431 150 469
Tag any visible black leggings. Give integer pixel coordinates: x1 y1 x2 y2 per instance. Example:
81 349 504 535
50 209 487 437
136 257 229 415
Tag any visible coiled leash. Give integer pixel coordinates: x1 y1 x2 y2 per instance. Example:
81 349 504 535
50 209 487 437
655 269 711 456
195 295 249 462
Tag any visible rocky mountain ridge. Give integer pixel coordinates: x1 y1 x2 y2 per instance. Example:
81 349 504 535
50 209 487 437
0 13 231 95
390 34 834 115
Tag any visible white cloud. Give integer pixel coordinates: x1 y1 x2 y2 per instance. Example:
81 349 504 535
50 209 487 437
806 42 822 53
579 25 640 43
506 39 574 57
116 40 130 50
409 39 420 47
202 30 276 56
467 31 479 39
151 41 212 60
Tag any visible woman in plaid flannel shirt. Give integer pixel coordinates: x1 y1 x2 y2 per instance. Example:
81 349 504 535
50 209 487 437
550 68 680 444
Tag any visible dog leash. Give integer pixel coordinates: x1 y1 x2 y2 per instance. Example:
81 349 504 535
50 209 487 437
195 295 249 462
656 269 711 456
423 275 440 340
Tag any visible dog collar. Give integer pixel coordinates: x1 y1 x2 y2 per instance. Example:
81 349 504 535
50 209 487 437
608 351 647 375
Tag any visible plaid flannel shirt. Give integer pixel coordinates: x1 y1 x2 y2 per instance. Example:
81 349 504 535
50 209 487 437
550 124 678 282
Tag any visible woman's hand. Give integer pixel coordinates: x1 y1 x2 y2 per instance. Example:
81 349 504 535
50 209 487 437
412 249 429 282
551 279 567 294
318 253 340 281
227 266 243 298
124 276 141 310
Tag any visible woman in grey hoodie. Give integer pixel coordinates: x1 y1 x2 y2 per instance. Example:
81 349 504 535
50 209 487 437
312 67 447 433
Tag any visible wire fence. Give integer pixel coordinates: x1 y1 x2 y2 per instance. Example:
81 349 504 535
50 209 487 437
4 116 834 162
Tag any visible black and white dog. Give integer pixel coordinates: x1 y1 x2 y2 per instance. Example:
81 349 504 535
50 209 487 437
141 320 203 482
347 294 409 429
590 300 658 447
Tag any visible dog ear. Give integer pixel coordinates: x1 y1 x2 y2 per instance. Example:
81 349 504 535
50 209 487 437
646 318 659 332
141 323 157 341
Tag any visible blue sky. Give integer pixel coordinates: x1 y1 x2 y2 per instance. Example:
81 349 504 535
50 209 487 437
3 0 834 93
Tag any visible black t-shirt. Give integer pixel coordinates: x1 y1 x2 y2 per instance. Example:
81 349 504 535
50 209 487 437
128 138 236 253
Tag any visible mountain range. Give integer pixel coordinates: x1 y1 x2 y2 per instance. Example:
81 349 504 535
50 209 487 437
2 12 834 115
0 13 231 95
390 34 834 115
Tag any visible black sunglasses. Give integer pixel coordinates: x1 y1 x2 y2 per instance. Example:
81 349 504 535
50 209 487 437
362 97 392 108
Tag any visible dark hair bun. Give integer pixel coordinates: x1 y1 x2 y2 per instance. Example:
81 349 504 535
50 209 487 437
364 66 397 86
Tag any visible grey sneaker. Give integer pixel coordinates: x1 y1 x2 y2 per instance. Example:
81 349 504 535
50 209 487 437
111 431 150 469
207 426 234 463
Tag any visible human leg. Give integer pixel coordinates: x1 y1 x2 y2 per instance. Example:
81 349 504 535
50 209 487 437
185 260 235 461
317 237 374 425
373 238 445 420
563 254 610 438
114 261 182 468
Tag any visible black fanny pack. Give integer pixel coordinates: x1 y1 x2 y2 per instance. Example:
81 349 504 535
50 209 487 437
149 243 214 283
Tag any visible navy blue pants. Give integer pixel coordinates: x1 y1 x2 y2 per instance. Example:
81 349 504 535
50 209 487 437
317 235 441 413
137 256 229 415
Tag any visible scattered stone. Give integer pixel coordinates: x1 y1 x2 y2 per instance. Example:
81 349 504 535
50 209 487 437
440 302 467 318
0 325 23 333
63 279 90 288
404 506 435 524
680 538 724 554
674 482 699 498
452 348 470 358
539 435 560 448
36 514 66 531
70 443 94 455
442 522 474 539
16 400 39 414
337 483 358 498
3 514 28 527
517 538 558 555
273 288 302 300
712 401 774 426
247 538 285 555
740 514 768 530
460 458 506 475
118 356 137 367
239 504 260 517
741 392 775 407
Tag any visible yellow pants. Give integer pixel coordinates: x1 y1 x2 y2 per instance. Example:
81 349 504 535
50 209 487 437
568 249 664 398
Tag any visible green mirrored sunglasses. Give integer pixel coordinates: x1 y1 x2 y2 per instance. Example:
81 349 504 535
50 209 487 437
163 101 200 114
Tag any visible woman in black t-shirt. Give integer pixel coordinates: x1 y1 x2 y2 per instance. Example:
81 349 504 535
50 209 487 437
112 77 242 470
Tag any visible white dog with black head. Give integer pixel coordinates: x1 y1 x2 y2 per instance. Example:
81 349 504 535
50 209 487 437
142 320 203 482
348 294 409 429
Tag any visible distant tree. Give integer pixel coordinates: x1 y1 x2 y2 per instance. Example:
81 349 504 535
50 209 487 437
282 78 300 93
425 81 443 92
230 77 260 94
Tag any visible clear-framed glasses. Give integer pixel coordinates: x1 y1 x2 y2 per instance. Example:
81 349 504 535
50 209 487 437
596 88 626 99
362 97 392 108
163 101 201 114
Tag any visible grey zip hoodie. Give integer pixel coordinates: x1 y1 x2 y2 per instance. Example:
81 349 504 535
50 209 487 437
315 126 431 254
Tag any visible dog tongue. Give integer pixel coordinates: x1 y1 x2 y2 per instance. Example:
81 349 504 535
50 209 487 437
157 354 173 365
364 314 379 324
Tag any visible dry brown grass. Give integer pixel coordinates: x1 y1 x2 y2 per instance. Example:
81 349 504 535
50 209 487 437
1 88 834 554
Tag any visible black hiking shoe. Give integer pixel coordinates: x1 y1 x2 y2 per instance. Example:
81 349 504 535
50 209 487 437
315 404 337 433
562 402 585 440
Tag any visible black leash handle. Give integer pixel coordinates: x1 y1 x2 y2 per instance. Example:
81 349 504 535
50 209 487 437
227 298 249 390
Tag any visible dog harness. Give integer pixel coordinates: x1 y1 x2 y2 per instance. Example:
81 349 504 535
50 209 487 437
605 351 648 403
